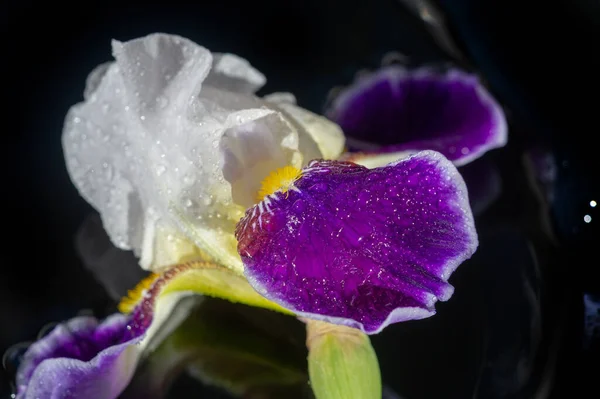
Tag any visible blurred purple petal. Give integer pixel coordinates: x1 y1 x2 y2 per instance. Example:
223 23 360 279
15 262 197 398
459 157 502 216
236 151 477 334
524 146 557 205
328 66 507 166
584 293 600 350
16 315 141 399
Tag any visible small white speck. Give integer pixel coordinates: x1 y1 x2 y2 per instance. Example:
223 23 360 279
590 200 597 208
584 215 592 223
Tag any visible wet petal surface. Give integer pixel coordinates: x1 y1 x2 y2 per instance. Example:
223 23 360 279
236 151 478 333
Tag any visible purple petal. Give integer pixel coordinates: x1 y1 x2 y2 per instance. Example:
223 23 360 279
236 151 478 334
328 67 507 166
16 314 141 399
15 263 193 399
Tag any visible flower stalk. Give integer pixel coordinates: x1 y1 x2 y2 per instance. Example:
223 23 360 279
306 320 381 399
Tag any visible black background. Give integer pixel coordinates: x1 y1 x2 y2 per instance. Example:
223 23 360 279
1 0 599 397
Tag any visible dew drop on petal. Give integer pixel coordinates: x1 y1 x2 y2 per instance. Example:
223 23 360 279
155 165 166 176
156 95 169 109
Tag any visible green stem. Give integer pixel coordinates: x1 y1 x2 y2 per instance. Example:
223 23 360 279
306 320 381 399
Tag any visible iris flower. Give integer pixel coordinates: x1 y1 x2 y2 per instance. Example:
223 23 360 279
13 33 507 398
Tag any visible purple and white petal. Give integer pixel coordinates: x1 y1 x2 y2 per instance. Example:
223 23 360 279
16 315 140 399
236 151 478 334
15 266 198 399
328 67 507 166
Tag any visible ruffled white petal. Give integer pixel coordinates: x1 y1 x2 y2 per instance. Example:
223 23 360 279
63 33 318 273
205 53 266 94
266 96 346 160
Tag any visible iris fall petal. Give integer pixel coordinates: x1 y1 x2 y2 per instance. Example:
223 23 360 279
236 150 478 334
16 315 140 399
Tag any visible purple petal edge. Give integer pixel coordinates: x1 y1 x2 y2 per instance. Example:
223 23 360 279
236 150 478 334
329 66 508 166
16 314 142 399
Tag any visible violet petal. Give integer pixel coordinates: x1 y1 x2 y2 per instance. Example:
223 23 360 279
15 261 200 398
328 67 507 166
236 151 478 334
16 315 142 399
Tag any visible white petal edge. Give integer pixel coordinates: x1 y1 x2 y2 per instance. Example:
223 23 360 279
205 53 266 94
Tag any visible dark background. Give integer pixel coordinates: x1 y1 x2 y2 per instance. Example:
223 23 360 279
1 0 599 398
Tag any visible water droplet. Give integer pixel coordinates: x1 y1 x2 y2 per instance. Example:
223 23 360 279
184 198 193 208
155 165 166 176
140 115 146 121
584 215 592 223
203 196 213 206
157 96 169 108
73 116 81 124
590 200 597 208
461 147 469 155
183 175 195 185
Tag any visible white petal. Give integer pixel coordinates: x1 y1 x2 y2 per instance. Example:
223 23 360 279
84 62 112 100
63 34 305 273
269 100 346 160
111 33 212 121
263 91 296 104
341 150 416 168
205 53 266 94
